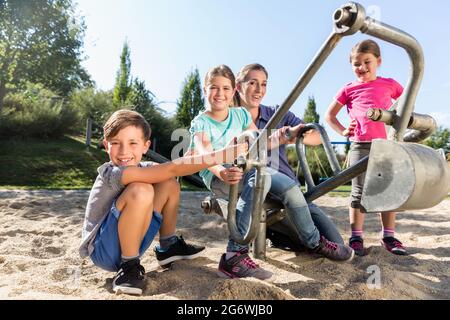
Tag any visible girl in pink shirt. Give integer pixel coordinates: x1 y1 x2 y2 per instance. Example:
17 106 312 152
325 39 407 256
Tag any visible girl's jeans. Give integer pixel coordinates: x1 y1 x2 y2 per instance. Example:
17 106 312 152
210 168 271 253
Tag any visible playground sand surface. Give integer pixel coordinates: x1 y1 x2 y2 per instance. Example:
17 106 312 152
0 190 449 300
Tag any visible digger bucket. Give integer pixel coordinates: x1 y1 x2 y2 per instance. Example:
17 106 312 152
360 139 450 213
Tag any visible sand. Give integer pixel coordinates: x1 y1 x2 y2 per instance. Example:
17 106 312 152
0 190 449 300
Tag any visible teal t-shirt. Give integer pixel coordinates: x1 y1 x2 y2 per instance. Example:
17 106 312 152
189 107 252 189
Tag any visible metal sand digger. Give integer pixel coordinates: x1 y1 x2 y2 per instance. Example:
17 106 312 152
201 2 450 260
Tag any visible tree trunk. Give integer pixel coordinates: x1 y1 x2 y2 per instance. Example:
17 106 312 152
0 83 6 112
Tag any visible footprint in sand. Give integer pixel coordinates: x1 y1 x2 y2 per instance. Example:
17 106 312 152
9 202 26 210
51 267 79 282
23 210 52 220
31 246 64 259
30 237 65 259
40 230 63 237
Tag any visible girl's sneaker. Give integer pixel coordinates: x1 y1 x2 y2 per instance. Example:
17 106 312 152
381 237 408 255
349 236 370 256
217 249 273 280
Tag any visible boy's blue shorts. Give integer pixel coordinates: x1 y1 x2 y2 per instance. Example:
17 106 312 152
90 199 163 272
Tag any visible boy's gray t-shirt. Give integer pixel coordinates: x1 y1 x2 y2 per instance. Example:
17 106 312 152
79 161 154 258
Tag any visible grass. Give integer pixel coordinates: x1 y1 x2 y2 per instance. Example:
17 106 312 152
324 185 352 197
0 136 109 189
300 184 351 197
0 135 206 191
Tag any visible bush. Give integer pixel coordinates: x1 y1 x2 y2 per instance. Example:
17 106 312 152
0 83 80 139
68 87 115 139
424 126 450 153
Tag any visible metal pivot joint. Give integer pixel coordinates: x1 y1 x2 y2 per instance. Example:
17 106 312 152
333 2 366 35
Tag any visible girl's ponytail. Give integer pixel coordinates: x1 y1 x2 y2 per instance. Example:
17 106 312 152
233 91 241 107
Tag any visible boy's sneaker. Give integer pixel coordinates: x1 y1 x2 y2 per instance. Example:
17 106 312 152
349 236 369 256
313 236 354 261
217 249 273 280
381 237 408 255
112 258 146 295
154 235 205 268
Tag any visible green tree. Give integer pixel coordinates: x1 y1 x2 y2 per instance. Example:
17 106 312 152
126 78 156 118
424 126 450 152
0 0 91 110
113 41 132 107
126 78 176 158
303 96 320 124
176 68 204 128
109 43 178 157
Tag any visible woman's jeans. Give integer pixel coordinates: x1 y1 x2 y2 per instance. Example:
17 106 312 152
267 169 343 247
210 167 344 252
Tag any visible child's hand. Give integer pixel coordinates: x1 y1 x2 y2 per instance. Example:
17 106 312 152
219 166 243 185
342 119 357 137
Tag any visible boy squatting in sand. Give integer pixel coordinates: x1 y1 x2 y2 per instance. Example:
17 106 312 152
79 109 247 295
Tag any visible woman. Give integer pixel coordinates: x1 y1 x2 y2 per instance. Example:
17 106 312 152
235 63 352 260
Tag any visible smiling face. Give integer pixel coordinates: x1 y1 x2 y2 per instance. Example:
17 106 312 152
103 125 150 167
204 75 235 113
351 52 381 83
237 70 267 109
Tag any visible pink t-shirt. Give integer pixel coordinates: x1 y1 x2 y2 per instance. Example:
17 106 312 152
335 77 403 142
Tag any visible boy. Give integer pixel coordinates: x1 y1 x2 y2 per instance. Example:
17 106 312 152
79 109 246 295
